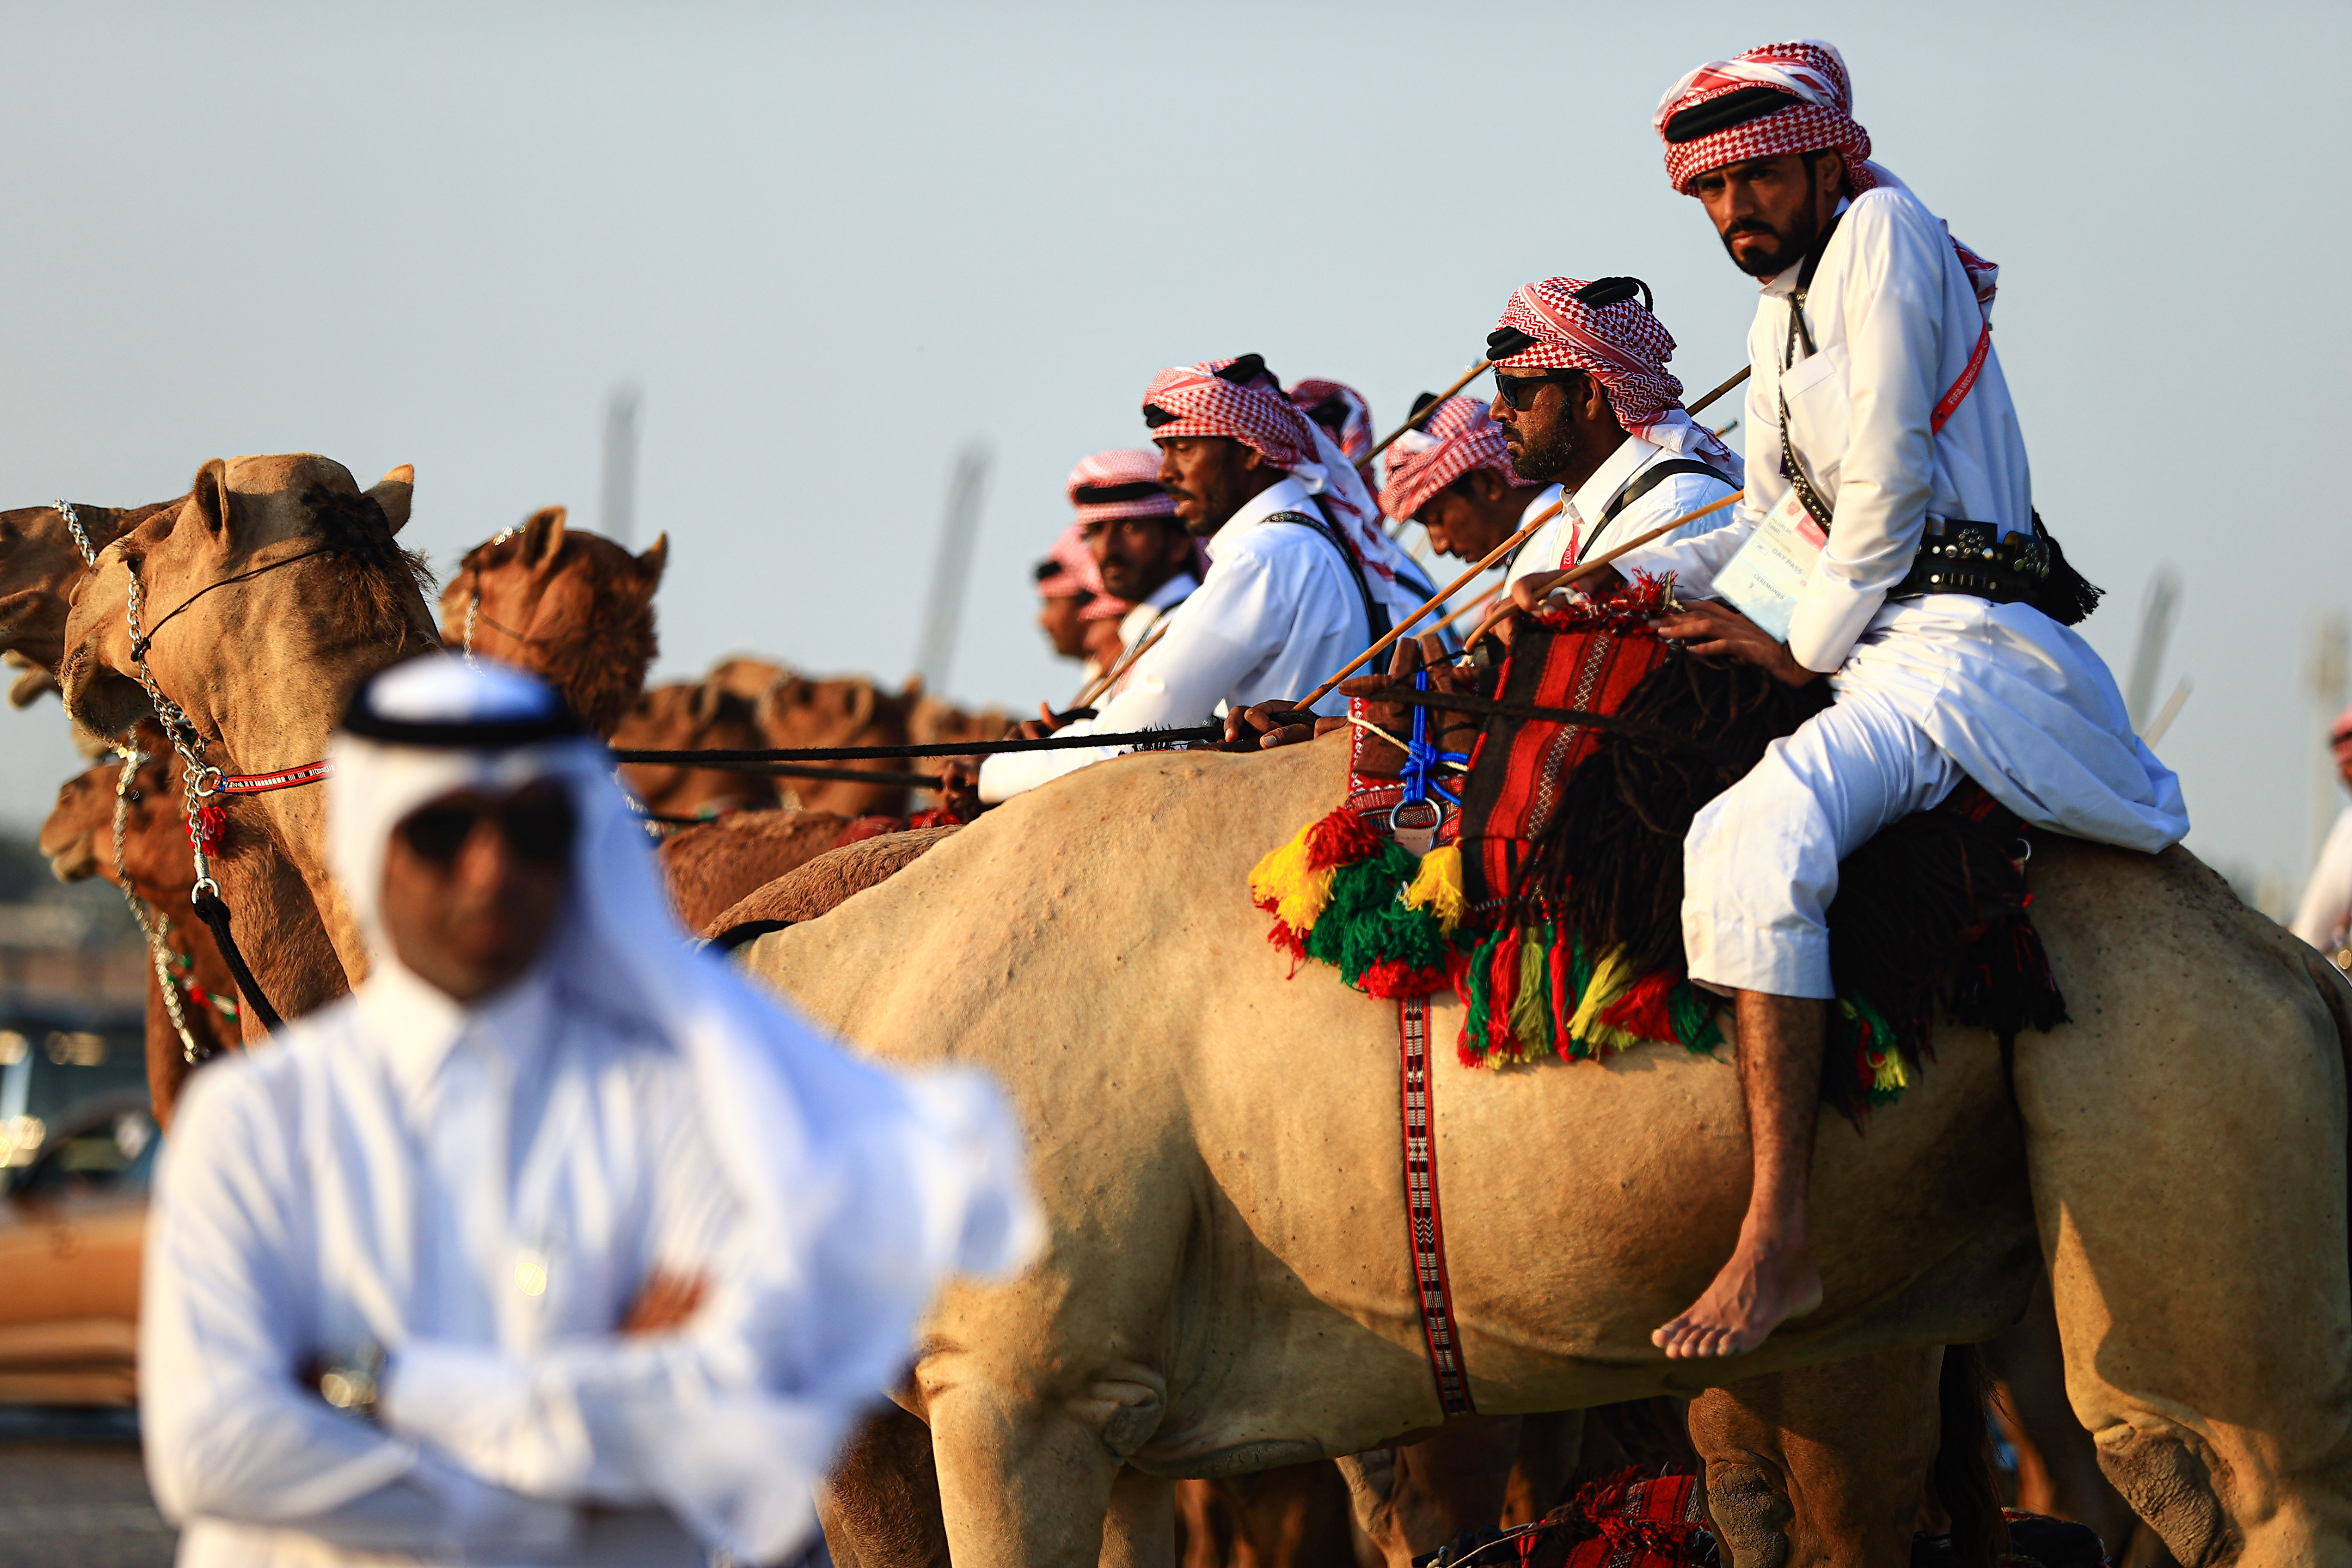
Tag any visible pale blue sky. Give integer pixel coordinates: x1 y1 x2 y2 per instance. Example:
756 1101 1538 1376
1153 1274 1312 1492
0 0 2340 903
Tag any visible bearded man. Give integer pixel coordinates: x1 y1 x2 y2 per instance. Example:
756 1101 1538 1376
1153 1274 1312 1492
1531 40 2186 1359
140 656 1037 1566
1034 520 1121 673
1485 276 1743 591
1066 448 1201 691
974 355 1435 802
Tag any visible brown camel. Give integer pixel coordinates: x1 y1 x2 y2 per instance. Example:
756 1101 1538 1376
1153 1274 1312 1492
755 669 923 818
610 676 790 821
38 727 242 1124
60 454 436 1020
660 808 856 932
435 505 668 736
736 732 2352 1568
0 499 180 680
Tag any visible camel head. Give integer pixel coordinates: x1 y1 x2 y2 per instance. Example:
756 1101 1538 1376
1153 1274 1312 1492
436 506 668 736
907 691 1016 747
756 671 919 816
37 720 175 887
60 455 433 745
0 499 179 677
609 676 786 818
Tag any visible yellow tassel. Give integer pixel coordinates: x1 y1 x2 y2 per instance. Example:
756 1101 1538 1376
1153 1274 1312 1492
1871 1049 1908 1094
1248 821 1335 934
1565 946 1637 1054
1399 845 1468 935
1508 930 1553 1054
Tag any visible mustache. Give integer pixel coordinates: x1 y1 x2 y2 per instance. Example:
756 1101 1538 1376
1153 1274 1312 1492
1721 218 1781 240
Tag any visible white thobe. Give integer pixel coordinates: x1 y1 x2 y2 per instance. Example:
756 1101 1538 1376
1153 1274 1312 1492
980 477 1428 802
1613 182 2188 995
1503 438 1736 590
1104 571 1199 699
143 960 835 1567
2294 804 2352 955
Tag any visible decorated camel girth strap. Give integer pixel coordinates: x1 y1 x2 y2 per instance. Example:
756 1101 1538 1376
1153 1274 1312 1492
1400 993 1475 1418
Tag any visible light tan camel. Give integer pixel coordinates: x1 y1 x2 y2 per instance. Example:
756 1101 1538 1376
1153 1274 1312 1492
59 454 435 1016
738 732 2352 1568
435 506 668 736
38 727 244 1124
0 499 179 685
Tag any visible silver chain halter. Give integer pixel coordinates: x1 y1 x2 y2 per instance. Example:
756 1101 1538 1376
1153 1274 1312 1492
110 745 208 1063
56 499 96 567
122 561 226 902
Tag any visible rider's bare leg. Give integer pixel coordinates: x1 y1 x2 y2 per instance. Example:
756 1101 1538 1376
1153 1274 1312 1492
1652 989 1828 1358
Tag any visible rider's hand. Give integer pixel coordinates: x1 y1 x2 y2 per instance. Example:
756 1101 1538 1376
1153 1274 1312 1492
621 1270 709 1335
1224 703 1338 750
1653 600 1822 688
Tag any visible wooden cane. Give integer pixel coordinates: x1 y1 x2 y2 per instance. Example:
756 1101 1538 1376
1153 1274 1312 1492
1067 620 1171 712
1459 489 1746 649
1687 364 1751 417
1364 361 1494 463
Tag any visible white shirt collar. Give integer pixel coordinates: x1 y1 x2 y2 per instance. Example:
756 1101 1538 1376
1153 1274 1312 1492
1143 569 1198 609
1569 434 1662 522
1205 475 1314 563
1519 484 1563 526
357 949 558 1107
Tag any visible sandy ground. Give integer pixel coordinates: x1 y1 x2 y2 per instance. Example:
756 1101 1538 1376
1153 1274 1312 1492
0 1413 172 1568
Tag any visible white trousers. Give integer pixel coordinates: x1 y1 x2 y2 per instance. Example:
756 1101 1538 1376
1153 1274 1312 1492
1681 688 1966 998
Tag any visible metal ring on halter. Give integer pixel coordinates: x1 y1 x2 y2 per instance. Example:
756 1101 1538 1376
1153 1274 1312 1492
191 876 220 902
190 766 225 798
1388 797 1443 836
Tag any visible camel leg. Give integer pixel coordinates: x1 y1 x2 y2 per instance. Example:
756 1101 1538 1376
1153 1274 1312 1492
1103 1467 1176 1568
1686 1344 1944 1568
1980 1274 2141 1551
928 1380 1126 1568
1178 1466 1360 1568
816 1404 951 1568
2021 857 2352 1567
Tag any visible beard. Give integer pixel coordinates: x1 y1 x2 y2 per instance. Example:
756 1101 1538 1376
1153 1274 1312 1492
1508 421 1583 485
1718 210 1819 278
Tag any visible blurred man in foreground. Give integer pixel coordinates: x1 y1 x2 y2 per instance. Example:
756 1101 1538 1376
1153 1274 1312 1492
141 656 1037 1567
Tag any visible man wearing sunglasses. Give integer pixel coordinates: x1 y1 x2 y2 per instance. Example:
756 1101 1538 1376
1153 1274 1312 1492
970 354 1437 804
1513 40 2184 1365
138 655 1039 1567
1483 275 1744 594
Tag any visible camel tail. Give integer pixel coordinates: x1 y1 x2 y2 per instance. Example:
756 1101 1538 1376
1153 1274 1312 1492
1935 1345 2010 1568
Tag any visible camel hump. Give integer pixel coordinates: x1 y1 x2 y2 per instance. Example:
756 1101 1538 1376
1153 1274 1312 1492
703 824 962 939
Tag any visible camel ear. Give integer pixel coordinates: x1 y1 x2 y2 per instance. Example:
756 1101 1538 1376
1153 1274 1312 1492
900 672 926 698
520 506 567 567
841 680 875 731
636 533 668 584
689 679 725 726
369 465 415 536
188 459 233 539
8 666 58 709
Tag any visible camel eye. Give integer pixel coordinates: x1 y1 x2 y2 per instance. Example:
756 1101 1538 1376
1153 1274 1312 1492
125 790 141 803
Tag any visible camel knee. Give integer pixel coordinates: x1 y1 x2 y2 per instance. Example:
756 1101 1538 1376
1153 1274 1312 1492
2094 1425 2239 1568
1703 1456 1795 1568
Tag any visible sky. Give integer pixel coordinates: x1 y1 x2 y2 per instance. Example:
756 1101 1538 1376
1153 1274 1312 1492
0 0 2341 909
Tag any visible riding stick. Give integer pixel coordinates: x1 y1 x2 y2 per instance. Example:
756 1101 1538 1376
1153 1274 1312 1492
1068 621 1170 712
1461 489 1745 648
1290 499 1565 710
1687 364 1751 416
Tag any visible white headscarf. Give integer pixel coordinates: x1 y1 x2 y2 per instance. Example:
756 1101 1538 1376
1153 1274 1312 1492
327 655 1041 1556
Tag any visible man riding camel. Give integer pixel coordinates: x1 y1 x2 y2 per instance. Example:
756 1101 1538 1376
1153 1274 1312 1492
973 355 1436 802
1485 275 1744 591
1378 395 1552 624
1066 448 1201 696
1510 40 2188 1359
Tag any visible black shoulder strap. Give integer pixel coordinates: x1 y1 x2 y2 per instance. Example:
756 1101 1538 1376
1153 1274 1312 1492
1267 509 1392 650
1597 458 1736 529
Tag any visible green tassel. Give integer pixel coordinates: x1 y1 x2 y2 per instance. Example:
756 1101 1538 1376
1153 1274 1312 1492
1460 928 1504 1063
1669 981 1723 1055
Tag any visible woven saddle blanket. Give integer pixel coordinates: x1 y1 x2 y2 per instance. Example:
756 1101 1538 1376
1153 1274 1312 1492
1250 585 2065 1119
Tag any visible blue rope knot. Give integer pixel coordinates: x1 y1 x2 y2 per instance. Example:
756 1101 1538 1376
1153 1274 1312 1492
1399 669 1470 810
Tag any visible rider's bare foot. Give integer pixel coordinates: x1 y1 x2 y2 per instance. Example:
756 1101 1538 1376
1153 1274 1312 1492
1651 1231 1822 1359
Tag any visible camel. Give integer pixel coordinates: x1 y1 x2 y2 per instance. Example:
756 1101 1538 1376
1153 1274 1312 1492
735 732 2352 1568
38 726 243 1124
59 454 436 1020
0 499 180 680
435 505 668 736
610 675 791 820
661 808 857 931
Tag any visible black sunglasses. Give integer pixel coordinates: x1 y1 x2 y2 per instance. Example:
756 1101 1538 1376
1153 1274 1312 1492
1491 368 1585 410
397 786 577 867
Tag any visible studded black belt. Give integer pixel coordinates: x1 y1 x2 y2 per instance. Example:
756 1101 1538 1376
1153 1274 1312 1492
1890 519 2053 606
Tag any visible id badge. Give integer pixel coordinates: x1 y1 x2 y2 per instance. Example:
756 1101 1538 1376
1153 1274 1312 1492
1711 488 1826 643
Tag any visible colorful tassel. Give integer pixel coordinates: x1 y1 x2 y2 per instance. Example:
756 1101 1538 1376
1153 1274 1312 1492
1249 819 1334 937
1400 845 1468 935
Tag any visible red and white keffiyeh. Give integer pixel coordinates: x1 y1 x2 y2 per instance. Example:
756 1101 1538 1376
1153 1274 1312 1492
1490 279 1743 479
1378 397 1514 522
1654 40 1998 309
1036 519 1109 603
1142 357 1411 583
1066 449 1176 527
1287 378 1375 466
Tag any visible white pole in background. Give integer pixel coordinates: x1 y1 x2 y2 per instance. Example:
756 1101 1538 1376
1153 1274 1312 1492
914 443 990 695
600 383 641 546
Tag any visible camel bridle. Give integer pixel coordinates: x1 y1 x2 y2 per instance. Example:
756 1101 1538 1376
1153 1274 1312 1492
108 743 214 1066
459 521 529 662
